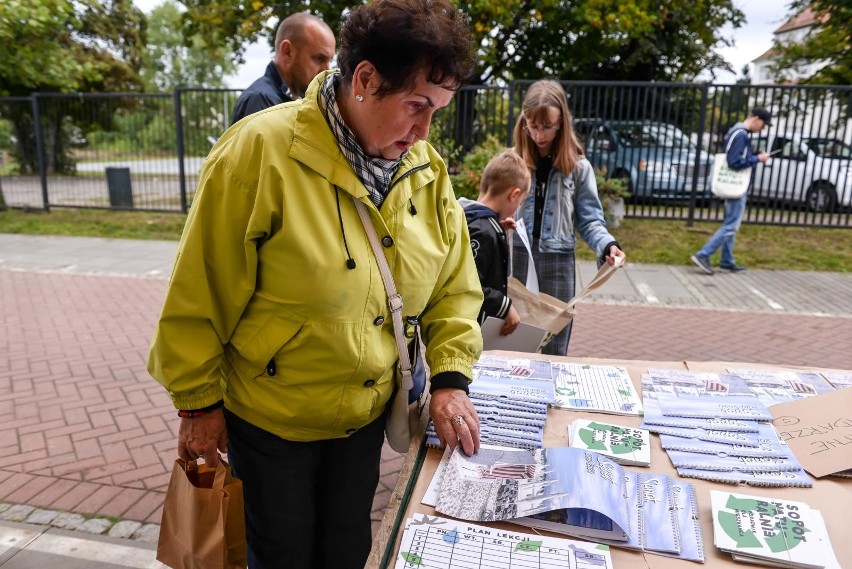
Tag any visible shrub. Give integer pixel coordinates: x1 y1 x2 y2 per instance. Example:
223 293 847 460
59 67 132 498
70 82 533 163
449 135 507 200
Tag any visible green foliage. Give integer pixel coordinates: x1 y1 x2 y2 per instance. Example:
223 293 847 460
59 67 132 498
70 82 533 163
177 0 743 83
458 0 745 82
594 167 630 204
179 0 353 67
449 135 508 200
771 1 852 85
142 0 236 90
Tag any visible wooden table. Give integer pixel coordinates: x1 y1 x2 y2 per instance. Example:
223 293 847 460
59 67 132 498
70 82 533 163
367 355 852 568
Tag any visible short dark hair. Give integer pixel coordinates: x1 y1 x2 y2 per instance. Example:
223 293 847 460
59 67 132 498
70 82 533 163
480 149 531 197
275 12 327 50
337 0 475 96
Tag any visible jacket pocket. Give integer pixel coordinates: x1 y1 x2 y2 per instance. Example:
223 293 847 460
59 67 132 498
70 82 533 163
228 299 305 380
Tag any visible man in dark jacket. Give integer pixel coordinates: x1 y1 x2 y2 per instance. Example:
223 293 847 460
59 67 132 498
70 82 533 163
460 149 530 335
231 13 335 123
691 108 771 274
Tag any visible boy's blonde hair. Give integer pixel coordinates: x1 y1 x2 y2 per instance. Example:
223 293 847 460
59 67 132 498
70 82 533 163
479 149 531 197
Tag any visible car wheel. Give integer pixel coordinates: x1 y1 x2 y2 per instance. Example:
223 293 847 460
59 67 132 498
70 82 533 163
805 182 837 213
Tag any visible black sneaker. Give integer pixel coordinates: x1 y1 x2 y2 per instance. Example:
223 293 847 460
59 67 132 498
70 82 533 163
690 255 714 275
720 262 747 272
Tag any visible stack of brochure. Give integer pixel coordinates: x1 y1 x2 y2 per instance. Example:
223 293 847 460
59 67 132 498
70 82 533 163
424 355 554 449
640 370 813 487
433 446 704 562
710 490 840 568
568 419 651 466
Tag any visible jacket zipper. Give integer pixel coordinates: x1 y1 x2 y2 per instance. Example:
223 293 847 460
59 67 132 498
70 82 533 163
389 162 430 191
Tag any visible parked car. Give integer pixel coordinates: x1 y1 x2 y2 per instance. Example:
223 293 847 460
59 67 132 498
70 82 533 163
753 132 852 212
574 119 713 200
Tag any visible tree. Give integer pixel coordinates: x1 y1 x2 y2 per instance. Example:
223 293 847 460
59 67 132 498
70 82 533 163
459 0 745 83
179 0 353 66
771 1 852 85
0 0 147 174
179 0 743 84
142 0 237 90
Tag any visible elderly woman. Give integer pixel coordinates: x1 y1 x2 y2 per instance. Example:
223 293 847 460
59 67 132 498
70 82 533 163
147 1 483 567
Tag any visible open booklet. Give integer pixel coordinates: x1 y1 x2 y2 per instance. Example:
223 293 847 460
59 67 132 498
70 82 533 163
434 446 703 561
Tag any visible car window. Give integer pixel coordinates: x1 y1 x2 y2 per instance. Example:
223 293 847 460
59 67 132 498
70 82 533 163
612 123 691 148
803 138 852 159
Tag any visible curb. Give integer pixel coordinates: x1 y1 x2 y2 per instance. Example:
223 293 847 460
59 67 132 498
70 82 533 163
0 501 159 543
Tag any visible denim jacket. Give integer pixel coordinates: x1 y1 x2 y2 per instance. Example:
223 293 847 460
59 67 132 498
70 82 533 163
517 157 616 260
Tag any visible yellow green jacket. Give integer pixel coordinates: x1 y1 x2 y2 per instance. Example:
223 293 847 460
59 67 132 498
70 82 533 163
148 72 483 441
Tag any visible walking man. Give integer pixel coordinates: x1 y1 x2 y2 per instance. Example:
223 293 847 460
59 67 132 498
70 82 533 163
231 12 335 123
691 108 771 275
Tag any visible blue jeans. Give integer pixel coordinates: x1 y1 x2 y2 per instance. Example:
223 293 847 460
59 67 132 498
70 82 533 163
697 193 747 266
225 409 384 569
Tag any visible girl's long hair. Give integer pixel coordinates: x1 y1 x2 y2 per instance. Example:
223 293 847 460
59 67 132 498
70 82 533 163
513 80 584 175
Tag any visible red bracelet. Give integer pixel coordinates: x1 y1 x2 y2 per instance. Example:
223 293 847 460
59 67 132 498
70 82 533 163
177 400 224 418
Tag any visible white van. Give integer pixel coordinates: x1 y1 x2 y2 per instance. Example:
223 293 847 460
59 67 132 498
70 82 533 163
753 132 852 212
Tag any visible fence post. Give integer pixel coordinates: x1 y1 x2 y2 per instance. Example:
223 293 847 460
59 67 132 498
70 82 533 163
31 94 49 212
173 87 188 214
506 81 516 147
686 84 709 227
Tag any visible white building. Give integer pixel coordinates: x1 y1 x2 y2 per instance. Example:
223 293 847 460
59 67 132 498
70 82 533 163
751 4 830 85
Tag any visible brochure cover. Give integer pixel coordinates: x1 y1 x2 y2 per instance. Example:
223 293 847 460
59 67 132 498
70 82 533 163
646 368 756 397
727 368 836 408
551 363 643 415
656 394 773 421
471 355 557 403
659 422 789 458
568 419 651 466
643 422 765 446
435 446 632 542
666 479 706 563
710 490 830 569
666 448 804 472
821 371 852 390
395 513 615 569
642 374 759 432
677 467 813 487
512 471 698 560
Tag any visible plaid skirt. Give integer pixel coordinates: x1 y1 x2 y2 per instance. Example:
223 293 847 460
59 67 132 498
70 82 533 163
511 239 576 356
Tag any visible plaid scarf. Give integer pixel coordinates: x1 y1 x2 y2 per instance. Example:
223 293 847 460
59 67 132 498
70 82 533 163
320 73 403 208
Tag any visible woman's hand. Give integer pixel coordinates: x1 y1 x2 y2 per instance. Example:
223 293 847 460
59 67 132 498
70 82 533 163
429 388 480 456
178 408 228 466
605 245 626 267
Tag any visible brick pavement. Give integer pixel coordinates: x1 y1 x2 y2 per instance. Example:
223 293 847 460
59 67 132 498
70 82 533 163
1 265 851 538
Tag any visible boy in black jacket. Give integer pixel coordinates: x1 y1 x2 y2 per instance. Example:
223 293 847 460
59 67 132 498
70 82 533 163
459 149 531 336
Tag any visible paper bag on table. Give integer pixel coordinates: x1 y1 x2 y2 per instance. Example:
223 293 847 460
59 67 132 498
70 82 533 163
157 458 247 569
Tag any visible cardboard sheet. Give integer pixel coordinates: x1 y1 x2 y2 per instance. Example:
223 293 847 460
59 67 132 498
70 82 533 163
769 387 852 478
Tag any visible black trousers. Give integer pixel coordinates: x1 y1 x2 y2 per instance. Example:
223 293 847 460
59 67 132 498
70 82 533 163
225 409 384 569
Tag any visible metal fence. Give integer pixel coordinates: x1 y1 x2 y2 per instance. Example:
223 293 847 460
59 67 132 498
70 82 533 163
1 81 850 228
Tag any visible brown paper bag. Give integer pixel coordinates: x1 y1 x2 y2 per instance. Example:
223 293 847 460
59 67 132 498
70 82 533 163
157 458 247 569
508 261 622 349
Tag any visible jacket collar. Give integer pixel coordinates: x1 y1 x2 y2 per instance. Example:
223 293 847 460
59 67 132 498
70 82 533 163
288 71 437 210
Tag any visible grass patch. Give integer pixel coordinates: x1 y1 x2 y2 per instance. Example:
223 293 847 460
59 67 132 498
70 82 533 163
572 217 851 272
0 208 187 241
1 207 849 272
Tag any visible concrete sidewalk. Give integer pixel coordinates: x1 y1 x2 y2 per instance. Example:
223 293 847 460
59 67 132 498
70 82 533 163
1 233 851 567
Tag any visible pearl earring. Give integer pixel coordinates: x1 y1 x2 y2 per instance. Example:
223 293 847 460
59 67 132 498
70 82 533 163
355 95 364 102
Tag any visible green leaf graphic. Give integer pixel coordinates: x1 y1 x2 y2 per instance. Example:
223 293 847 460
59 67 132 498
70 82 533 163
764 518 811 554
578 427 608 450
515 540 543 553
401 551 423 565
556 387 576 396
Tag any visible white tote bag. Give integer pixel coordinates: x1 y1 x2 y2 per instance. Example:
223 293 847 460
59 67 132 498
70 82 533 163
711 129 752 199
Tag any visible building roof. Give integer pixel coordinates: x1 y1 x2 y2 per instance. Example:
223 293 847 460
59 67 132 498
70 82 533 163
774 4 828 34
753 47 779 62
